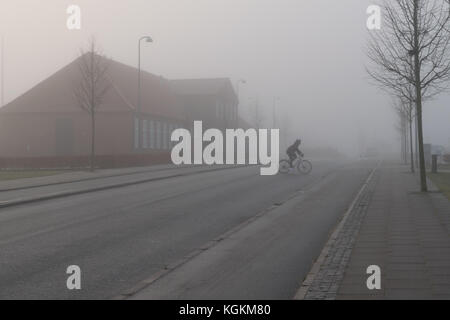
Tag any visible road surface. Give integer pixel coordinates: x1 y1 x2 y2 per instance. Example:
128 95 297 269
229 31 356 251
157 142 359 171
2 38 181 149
0 159 376 299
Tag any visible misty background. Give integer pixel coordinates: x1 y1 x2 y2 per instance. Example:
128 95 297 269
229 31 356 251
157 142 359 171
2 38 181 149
0 0 449 156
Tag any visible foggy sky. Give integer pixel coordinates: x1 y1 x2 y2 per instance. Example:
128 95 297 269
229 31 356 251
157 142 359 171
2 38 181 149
1 0 449 156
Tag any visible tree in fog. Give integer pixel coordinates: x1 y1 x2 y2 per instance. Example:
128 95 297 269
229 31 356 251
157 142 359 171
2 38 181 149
393 97 415 172
367 0 450 192
394 101 408 164
74 38 110 171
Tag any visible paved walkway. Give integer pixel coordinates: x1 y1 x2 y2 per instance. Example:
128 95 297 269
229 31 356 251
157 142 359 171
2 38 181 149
0 163 187 191
300 163 450 300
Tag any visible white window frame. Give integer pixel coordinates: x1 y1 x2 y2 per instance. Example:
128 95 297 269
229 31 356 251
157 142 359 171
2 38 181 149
216 100 220 118
163 122 168 150
149 120 155 149
134 117 139 149
156 121 162 149
169 124 175 147
142 119 148 149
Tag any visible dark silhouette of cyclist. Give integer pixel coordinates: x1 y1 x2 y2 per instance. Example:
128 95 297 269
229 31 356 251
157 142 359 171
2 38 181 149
287 139 304 168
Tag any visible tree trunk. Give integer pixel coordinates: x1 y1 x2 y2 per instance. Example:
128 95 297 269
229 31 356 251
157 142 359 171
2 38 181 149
402 116 407 164
415 115 419 169
90 112 95 172
415 95 427 191
405 122 408 164
413 0 428 192
90 49 95 172
409 118 415 173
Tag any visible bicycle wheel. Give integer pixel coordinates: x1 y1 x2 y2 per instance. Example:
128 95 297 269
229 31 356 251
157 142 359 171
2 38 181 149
297 160 312 174
279 160 291 174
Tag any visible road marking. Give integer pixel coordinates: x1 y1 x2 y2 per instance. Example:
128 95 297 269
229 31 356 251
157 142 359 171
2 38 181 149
293 161 380 300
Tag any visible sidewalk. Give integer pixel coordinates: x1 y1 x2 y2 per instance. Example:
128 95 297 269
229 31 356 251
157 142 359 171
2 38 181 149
0 163 186 192
299 163 450 300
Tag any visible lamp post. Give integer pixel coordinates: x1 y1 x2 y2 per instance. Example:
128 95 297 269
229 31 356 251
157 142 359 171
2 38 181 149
1 37 4 107
272 96 280 128
236 79 246 98
236 79 246 125
137 35 153 149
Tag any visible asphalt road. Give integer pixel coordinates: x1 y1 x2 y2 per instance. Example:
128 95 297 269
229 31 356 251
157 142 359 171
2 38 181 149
0 159 376 299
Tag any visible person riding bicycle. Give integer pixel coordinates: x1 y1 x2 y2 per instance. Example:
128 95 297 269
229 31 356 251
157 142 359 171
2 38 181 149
286 139 304 168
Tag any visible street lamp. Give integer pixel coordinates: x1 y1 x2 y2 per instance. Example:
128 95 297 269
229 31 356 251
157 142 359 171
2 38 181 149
236 79 246 125
273 96 280 128
236 79 246 97
137 35 153 149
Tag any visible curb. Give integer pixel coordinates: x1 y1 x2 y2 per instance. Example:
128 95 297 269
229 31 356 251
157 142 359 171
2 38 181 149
293 162 380 300
0 164 197 193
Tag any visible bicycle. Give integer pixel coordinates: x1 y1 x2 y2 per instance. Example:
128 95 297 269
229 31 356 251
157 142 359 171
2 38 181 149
279 155 312 174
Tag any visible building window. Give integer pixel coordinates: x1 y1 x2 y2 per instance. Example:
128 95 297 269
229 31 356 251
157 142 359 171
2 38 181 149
142 119 148 149
149 120 155 149
169 124 175 147
134 117 139 149
163 122 169 150
156 121 162 149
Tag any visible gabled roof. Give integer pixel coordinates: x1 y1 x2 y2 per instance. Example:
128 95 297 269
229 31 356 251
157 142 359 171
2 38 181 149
170 78 237 102
1 53 184 121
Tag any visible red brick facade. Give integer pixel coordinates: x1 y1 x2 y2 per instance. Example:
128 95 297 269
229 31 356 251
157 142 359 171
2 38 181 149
0 55 239 169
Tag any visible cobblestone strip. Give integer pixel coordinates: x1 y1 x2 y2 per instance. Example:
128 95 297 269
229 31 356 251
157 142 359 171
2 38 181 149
294 166 380 300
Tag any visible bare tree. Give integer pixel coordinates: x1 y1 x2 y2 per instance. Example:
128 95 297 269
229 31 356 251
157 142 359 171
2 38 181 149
393 97 415 172
394 103 408 163
367 0 450 191
74 38 110 171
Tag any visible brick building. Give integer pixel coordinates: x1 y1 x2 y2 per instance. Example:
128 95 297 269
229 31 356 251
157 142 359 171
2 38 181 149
0 54 239 168
170 78 238 131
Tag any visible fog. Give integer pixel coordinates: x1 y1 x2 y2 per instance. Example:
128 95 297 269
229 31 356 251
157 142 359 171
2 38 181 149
1 0 449 157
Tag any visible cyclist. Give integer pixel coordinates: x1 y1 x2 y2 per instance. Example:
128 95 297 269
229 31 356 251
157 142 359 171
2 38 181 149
286 139 304 168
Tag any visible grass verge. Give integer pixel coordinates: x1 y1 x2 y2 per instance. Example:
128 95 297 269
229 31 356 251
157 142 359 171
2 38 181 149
0 170 66 181
429 172 450 200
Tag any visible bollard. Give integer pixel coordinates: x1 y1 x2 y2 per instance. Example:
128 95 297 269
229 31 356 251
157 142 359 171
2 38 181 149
431 155 438 174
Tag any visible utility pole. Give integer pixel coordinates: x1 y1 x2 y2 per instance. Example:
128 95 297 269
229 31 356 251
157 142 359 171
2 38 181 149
137 36 153 149
1 36 4 107
255 98 260 130
272 96 279 128
236 79 246 127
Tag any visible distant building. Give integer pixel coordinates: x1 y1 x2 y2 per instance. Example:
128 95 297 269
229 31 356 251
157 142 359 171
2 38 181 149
0 55 240 168
170 78 238 132
424 143 433 167
0 54 185 168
